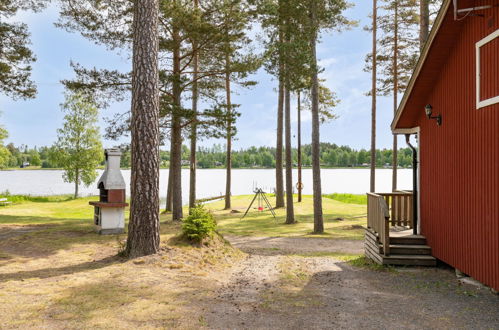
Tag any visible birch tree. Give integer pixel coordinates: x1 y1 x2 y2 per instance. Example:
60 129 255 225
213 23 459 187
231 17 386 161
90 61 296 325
52 93 103 199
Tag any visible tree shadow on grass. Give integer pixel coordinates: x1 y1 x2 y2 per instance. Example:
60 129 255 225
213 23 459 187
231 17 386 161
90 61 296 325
0 215 123 260
45 276 203 327
0 255 122 283
218 211 366 239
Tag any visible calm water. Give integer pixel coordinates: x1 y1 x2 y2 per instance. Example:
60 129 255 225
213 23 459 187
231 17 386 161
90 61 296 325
0 168 412 203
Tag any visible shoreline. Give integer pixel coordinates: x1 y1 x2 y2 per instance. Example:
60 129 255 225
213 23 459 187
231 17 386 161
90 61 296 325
1 166 412 171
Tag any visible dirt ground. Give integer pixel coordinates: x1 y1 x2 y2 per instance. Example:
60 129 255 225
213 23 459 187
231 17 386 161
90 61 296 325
226 235 364 255
199 236 499 330
1 222 498 329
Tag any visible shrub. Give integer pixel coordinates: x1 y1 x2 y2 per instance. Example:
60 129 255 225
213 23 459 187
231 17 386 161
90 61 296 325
181 205 217 242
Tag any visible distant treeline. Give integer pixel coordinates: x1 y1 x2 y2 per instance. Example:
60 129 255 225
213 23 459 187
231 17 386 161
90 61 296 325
153 143 415 169
1 144 104 169
2 142 415 170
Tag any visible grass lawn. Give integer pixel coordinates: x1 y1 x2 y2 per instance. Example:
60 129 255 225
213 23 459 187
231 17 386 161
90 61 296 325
0 194 368 328
205 194 367 240
0 197 241 329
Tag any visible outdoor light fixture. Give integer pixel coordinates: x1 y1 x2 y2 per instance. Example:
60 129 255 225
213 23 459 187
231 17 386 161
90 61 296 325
425 104 442 126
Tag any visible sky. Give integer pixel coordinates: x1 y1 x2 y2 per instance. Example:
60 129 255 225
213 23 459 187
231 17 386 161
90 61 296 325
0 1 403 151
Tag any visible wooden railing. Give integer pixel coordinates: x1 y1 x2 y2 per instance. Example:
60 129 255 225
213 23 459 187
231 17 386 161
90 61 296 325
378 192 414 228
367 193 390 256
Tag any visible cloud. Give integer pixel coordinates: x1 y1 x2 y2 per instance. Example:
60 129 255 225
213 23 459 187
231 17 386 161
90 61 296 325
318 57 338 68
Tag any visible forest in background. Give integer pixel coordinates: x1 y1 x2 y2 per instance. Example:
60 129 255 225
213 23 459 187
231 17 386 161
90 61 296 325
2 142 414 169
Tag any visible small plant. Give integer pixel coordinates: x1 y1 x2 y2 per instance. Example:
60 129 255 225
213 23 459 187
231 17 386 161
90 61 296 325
116 236 127 257
182 205 217 242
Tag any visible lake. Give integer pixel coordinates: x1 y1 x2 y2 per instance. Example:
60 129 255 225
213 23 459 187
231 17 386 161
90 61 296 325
0 168 413 203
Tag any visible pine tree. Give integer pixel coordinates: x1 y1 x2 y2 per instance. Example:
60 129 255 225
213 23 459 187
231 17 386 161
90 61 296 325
370 0 378 193
214 0 260 210
374 0 419 191
257 0 287 208
419 0 429 48
304 0 352 233
189 0 200 212
57 0 240 220
126 0 161 258
0 0 47 99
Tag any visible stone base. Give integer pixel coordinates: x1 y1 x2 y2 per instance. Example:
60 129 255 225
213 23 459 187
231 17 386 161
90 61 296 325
98 228 125 235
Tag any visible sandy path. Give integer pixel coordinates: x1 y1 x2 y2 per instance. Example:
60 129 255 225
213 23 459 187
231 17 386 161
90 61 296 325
226 235 363 255
202 236 499 329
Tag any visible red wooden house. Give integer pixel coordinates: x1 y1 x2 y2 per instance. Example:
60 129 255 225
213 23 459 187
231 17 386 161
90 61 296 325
366 0 498 291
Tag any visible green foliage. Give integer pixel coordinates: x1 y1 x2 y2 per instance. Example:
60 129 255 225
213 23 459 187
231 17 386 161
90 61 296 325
0 142 414 170
364 0 420 97
182 205 217 242
0 124 9 168
194 143 414 168
0 191 74 204
56 0 255 141
324 193 367 205
51 92 103 197
0 0 48 99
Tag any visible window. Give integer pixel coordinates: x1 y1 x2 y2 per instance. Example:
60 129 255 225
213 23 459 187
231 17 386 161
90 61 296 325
476 29 499 109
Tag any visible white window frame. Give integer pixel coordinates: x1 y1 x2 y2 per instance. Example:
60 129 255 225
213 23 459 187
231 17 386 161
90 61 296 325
476 29 499 109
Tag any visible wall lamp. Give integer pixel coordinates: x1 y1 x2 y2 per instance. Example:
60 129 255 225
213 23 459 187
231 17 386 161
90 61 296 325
425 104 442 126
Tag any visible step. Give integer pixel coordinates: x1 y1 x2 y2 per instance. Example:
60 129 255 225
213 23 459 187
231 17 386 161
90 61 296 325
390 236 427 245
365 228 427 246
380 244 432 255
381 254 437 266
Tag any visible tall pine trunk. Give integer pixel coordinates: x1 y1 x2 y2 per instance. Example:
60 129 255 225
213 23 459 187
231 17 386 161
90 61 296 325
189 84 198 212
370 0 377 193
171 24 183 221
284 79 295 224
419 0 429 49
275 4 285 208
310 0 323 233
165 156 173 212
126 0 160 257
392 1 398 192
189 0 199 212
297 91 302 203
224 53 232 210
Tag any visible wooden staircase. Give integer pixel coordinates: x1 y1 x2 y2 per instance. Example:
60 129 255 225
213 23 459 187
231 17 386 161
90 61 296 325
365 228 437 266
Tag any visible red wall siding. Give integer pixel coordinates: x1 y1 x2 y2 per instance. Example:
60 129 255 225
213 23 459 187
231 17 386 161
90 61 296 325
417 7 499 290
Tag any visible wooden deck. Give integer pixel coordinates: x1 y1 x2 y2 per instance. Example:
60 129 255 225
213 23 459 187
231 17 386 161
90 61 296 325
365 228 437 266
366 192 437 266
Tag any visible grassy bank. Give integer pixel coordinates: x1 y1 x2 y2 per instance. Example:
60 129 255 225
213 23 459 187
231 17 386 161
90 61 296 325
204 195 367 240
324 193 367 205
0 193 74 204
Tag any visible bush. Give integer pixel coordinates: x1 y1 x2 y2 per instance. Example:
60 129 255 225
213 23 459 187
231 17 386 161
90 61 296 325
181 205 217 242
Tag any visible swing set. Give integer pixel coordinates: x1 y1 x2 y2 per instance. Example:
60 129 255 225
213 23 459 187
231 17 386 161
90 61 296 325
241 188 276 220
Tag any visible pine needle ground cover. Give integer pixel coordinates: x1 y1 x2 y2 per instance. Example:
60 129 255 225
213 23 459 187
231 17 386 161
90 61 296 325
1 196 497 329
0 197 242 329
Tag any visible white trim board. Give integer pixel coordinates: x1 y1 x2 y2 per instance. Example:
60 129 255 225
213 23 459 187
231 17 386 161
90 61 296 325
476 29 499 109
393 127 421 135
